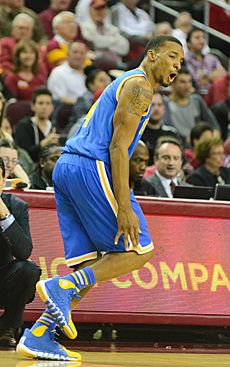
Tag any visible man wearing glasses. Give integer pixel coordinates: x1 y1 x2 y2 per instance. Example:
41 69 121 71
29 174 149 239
0 139 29 187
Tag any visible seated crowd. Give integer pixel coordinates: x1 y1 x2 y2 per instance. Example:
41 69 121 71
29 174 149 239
0 0 229 351
0 0 229 198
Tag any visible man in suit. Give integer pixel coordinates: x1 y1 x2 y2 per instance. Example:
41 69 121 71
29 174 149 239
0 157 41 347
147 137 189 198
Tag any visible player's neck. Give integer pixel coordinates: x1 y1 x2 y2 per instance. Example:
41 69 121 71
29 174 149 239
139 61 159 91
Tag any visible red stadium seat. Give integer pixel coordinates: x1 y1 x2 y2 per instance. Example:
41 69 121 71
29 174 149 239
55 103 73 132
6 101 33 129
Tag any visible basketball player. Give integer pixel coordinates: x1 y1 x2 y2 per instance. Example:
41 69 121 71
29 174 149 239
17 35 184 361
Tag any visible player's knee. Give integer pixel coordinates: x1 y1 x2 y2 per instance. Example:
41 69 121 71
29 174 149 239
138 249 154 268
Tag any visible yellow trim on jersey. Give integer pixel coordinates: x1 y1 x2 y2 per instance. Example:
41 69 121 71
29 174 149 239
136 241 154 254
96 160 118 216
137 67 147 75
66 252 98 267
139 118 149 135
115 73 148 101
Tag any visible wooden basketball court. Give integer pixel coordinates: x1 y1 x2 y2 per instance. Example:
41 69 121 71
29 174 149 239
1 348 230 367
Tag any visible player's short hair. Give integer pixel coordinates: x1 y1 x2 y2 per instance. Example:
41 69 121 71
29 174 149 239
144 35 182 56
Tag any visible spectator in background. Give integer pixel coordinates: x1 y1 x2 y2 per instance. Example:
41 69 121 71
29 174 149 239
224 137 230 168
187 136 230 187
0 117 13 139
111 0 154 40
0 13 47 79
154 22 172 36
0 156 41 347
129 141 155 196
75 0 115 23
168 67 220 143
14 87 60 163
0 93 35 176
111 0 154 65
146 137 189 198
0 0 45 42
75 0 94 23
39 0 72 39
172 12 193 55
205 71 229 108
141 92 180 166
211 77 230 141
30 144 62 190
185 28 226 96
67 67 111 134
79 0 129 70
0 139 30 186
0 117 35 176
47 41 88 105
46 11 88 71
184 122 214 173
4 40 46 101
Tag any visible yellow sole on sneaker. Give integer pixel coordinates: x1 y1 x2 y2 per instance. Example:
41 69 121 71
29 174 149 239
36 281 49 303
16 343 37 359
17 341 82 362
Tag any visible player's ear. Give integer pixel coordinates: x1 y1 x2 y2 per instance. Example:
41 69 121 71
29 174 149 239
147 49 156 63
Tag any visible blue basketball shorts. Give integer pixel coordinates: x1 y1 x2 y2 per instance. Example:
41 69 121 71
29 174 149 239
53 153 154 267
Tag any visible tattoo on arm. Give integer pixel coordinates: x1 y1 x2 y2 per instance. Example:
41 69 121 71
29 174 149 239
127 86 152 116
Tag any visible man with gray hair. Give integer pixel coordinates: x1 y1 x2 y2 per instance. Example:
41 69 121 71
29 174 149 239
0 13 48 78
0 0 44 42
46 11 88 70
39 0 72 39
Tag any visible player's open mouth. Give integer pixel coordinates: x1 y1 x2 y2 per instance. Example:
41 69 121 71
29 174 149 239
169 73 177 82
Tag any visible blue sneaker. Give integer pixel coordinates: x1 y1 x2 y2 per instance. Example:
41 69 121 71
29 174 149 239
16 328 82 362
36 277 80 339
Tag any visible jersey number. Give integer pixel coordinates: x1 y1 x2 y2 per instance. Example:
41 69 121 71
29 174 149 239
82 100 99 128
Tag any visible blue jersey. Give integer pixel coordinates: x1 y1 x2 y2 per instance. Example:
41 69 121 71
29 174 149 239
63 68 152 165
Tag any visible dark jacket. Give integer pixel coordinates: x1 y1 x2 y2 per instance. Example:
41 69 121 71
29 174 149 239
29 170 49 190
14 117 53 162
147 172 190 197
0 193 32 268
133 179 156 196
187 165 230 188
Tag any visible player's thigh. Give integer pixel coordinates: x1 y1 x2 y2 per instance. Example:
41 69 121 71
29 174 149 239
54 185 98 268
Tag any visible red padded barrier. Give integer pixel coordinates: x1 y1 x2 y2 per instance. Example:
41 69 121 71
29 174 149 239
6 190 230 326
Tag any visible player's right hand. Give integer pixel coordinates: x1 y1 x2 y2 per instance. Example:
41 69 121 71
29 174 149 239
115 207 140 250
